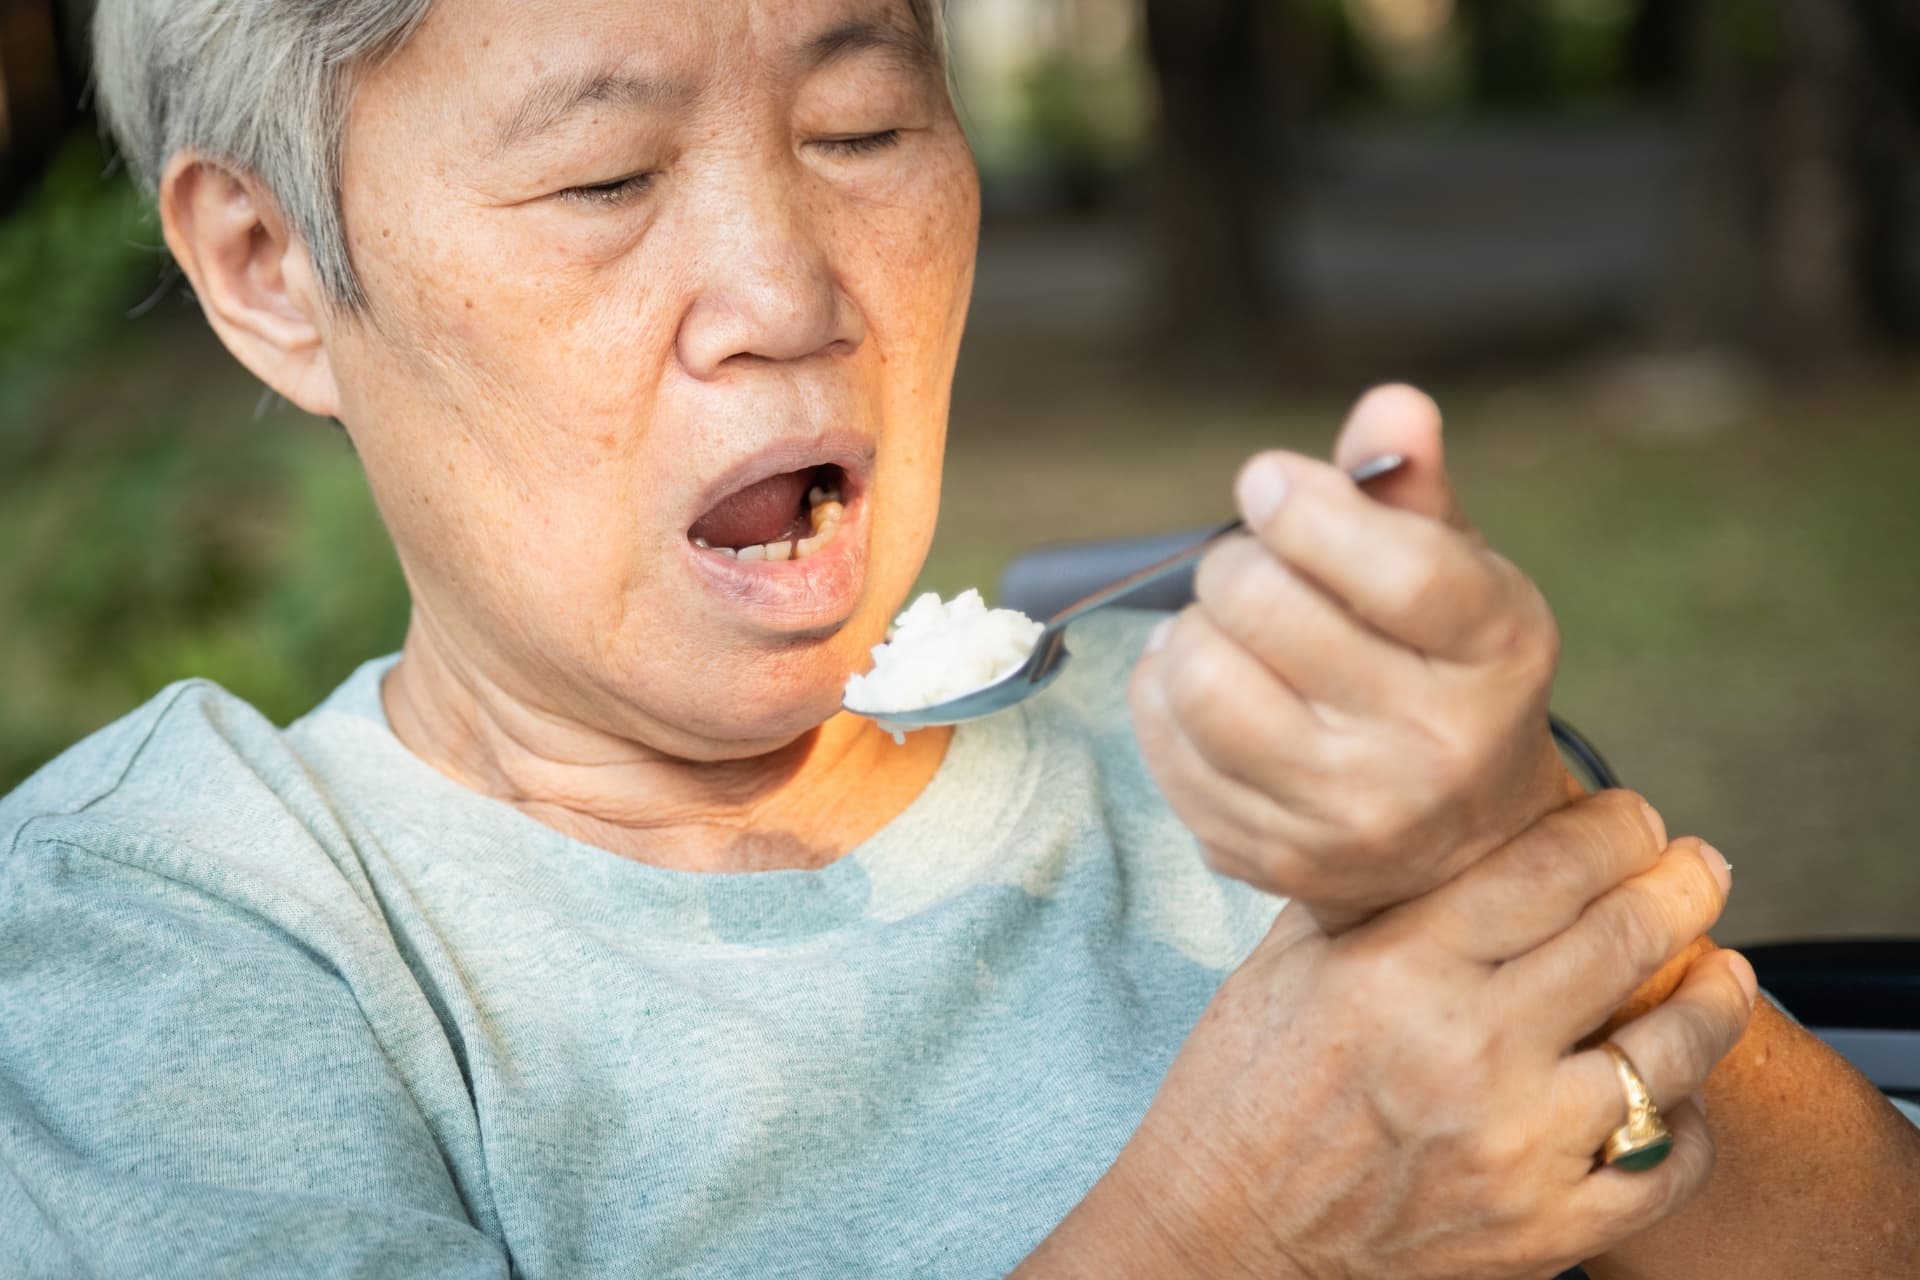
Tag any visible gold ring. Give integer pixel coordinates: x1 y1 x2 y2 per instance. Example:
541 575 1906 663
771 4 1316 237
1598 1041 1674 1170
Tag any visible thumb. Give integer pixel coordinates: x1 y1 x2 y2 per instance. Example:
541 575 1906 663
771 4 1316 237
1332 383 1472 532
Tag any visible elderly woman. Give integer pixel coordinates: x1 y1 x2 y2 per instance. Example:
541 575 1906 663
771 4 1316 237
2 1 1915 1276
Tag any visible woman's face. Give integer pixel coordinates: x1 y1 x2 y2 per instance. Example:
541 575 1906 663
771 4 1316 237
325 0 977 759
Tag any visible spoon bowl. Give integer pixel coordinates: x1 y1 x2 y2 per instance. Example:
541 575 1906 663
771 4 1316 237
845 454 1407 731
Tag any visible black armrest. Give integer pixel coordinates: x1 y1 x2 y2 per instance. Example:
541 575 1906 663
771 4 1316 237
1743 938 1920 1031
998 530 1208 618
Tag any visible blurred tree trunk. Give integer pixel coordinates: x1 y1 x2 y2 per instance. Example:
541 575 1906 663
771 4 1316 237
1855 2 1920 341
1458 0 1556 109
1763 0 1870 358
0 0 72 205
1656 0 1920 364
1141 0 1307 362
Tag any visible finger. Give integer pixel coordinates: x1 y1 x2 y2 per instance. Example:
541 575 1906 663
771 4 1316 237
1154 605 1356 813
1508 839 1736 1042
1128 617 1315 885
1559 947 1758 1152
1234 451 1547 664
1329 383 1471 530
1380 789 1667 964
1563 1097 1717 1257
1192 533 1422 712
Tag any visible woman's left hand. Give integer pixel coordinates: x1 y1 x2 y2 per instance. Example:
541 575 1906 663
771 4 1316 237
1130 384 1575 929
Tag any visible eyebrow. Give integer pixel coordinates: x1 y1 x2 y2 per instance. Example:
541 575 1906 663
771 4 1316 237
492 11 939 151
794 15 941 76
494 68 695 150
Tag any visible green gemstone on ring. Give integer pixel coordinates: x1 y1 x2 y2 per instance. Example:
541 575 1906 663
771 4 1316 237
1611 1136 1674 1171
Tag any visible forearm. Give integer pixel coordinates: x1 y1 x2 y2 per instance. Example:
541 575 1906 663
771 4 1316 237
1009 1137 1304 1280
1587 972 1920 1278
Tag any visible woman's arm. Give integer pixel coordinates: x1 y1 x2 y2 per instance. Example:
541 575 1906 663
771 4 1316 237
0 835 510 1279
1585 939 1920 1279
1014 794 1755 1280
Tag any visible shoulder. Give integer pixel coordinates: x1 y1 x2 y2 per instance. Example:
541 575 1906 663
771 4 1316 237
1022 608 1289 966
1036 607 1164 739
1025 607 1171 783
0 677 376 922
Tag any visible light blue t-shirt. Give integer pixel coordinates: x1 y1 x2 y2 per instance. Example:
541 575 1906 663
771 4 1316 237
0 611 1288 1278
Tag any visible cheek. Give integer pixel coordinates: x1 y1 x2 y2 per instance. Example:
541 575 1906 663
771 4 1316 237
345 185 681 447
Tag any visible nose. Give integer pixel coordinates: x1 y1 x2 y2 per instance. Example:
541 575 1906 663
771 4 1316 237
676 175 865 377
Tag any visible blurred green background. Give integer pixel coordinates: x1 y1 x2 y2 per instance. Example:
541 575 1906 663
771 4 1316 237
3 0 1917 942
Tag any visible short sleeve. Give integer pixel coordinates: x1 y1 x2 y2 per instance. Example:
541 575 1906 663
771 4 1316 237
0 836 510 1280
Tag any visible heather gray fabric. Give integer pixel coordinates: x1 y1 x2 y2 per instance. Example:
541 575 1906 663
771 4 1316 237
0 611 1288 1279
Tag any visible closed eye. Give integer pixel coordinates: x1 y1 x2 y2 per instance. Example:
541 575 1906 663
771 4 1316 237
814 129 902 157
557 171 657 207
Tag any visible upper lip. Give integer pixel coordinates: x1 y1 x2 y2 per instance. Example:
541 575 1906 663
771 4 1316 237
683 428 875 533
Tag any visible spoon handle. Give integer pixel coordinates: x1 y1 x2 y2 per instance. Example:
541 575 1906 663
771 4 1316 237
1042 453 1407 629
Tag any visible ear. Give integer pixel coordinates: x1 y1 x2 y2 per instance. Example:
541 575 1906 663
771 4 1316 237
158 153 343 419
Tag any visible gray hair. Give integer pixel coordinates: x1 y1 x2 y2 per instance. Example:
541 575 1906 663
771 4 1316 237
92 0 947 314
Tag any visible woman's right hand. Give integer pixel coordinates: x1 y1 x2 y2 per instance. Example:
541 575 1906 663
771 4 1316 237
1017 790 1756 1279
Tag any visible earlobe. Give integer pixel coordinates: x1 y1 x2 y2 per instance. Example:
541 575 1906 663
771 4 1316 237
158 154 343 419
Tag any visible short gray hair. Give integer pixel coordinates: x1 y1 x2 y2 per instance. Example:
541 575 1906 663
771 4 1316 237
92 0 947 314
94 0 435 312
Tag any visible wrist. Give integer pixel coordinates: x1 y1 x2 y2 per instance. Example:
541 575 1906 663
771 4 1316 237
1011 1134 1310 1280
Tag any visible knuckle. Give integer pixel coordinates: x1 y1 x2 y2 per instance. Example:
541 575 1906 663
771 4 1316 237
1195 541 1274 642
1338 796 1407 863
1458 1126 1534 1193
1628 1010 1712 1104
1663 841 1726 932
1591 788 1662 862
1345 937 1437 1014
1669 1001 1729 1085
1486 556 1558 652
1522 835 1603 912
1552 790 1659 890
1180 805 1253 870
1164 640 1228 723
1377 550 1451 624
1530 598 1564 672
1669 1126 1718 1203
1599 886 1676 976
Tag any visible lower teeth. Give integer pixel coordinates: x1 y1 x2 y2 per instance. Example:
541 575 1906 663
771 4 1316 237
699 488 843 562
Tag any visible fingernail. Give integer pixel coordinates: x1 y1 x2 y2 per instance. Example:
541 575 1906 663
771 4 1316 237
1690 1090 1708 1118
1725 949 1759 1007
1145 616 1173 654
1639 800 1667 847
1698 842 1732 895
1236 456 1290 529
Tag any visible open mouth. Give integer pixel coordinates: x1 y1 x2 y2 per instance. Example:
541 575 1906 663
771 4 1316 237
687 463 849 563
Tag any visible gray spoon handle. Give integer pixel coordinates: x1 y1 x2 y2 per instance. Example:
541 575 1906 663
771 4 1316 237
1042 452 1408 630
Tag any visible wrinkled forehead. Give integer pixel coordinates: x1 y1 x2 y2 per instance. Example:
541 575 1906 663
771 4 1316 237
358 0 941 137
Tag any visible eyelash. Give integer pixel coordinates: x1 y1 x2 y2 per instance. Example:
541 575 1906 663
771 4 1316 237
559 172 656 207
557 130 903 207
816 129 903 157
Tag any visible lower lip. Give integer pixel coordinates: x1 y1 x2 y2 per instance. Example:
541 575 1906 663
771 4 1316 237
680 492 870 631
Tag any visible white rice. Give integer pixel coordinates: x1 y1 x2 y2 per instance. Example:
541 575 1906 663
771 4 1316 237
843 589 1043 739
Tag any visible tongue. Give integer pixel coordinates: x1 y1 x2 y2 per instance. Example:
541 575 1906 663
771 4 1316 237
689 469 811 548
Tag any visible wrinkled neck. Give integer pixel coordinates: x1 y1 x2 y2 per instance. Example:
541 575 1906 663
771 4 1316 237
380 613 951 874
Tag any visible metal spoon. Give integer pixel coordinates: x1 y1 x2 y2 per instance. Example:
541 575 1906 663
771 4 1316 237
845 453 1408 731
